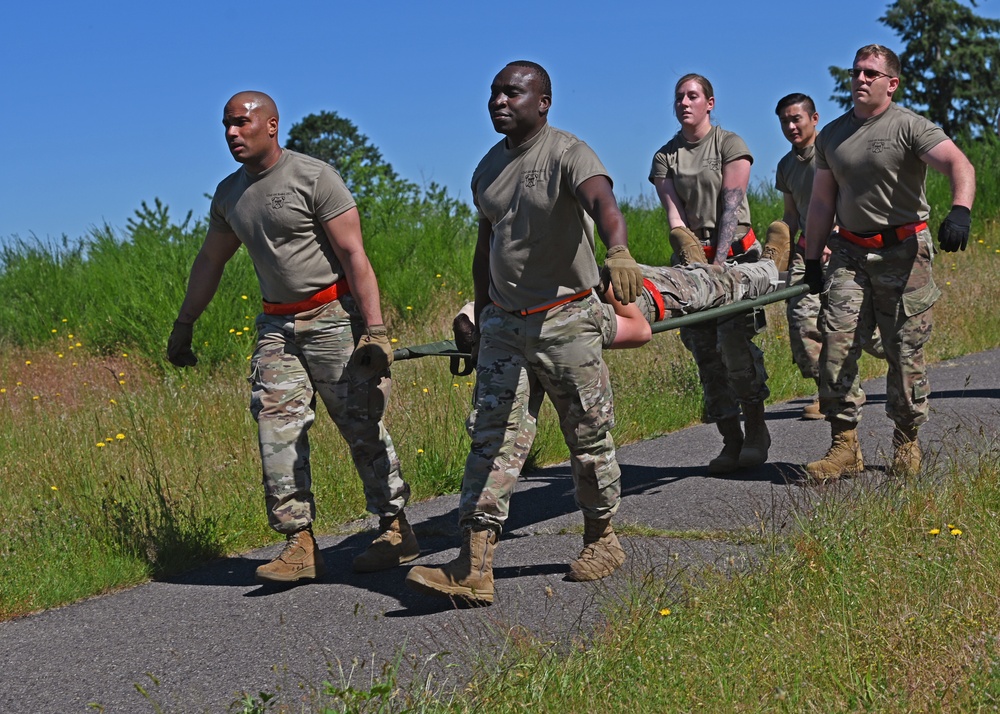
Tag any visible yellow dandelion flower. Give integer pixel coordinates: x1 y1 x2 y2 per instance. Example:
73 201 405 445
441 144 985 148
947 523 955 529
951 528 962 536
229 328 236 333
406 306 413 310
659 608 671 616
979 239 985 244
0 388 5 394
236 331 243 336
109 399 117 404
51 328 57 333
435 273 442 278
75 342 81 347
122 353 128 358
72 362 78 367
16 381 22 386
25 361 31 366
61 318 68 322
411 381 417 386
57 353 63 358
417 448 425 454
68 334 74 339
118 380 125 385
118 372 125 377
32 394 41 400
946 281 951 286
96 442 106 448
453 383 459 388
457 291 463 295
465 382 473 386
246 355 252 360
391 338 398 343
51 485 58 491
105 437 114 442
243 326 250 331
422 387 429 393
241 295 248 300
928 528 940 535
116 434 125 440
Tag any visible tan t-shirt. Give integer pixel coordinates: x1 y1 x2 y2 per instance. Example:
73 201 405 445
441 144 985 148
648 125 753 233
209 149 356 304
775 143 815 230
472 124 608 312
815 103 948 232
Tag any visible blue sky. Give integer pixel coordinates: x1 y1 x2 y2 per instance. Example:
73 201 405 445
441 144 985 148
4 0 999 245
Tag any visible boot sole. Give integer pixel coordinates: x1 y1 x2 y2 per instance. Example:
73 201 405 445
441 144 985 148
404 571 494 604
801 411 825 420
255 565 326 583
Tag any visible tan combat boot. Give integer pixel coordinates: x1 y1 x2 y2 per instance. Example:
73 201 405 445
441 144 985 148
739 402 771 468
708 417 744 474
255 528 326 583
802 379 824 420
890 426 921 478
670 226 706 266
352 510 421 573
804 419 864 482
568 517 627 582
404 526 497 604
761 220 791 272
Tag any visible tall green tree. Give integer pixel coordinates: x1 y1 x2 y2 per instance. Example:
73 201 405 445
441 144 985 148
284 110 417 207
828 0 1000 138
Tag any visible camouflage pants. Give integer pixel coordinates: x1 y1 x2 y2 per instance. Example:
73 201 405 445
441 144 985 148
787 249 884 380
459 292 620 532
250 297 409 534
639 261 773 422
819 230 940 428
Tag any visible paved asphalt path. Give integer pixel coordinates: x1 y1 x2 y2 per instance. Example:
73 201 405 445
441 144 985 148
3 348 999 712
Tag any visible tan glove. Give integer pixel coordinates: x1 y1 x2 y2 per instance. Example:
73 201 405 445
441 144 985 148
603 245 643 305
349 324 393 382
166 320 198 367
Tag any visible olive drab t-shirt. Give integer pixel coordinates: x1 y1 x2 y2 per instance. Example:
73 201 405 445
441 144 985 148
775 143 816 230
472 124 608 313
815 103 948 233
648 125 753 233
209 149 357 304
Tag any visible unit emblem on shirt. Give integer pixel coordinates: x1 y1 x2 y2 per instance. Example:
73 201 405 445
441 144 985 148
522 170 541 188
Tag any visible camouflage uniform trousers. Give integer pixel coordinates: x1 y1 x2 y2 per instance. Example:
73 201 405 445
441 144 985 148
250 296 410 534
818 229 941 429
459 292 620 532
787 248 884 380
643 254 774 423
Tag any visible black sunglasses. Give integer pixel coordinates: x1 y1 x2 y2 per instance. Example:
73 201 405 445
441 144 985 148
850 67 895 81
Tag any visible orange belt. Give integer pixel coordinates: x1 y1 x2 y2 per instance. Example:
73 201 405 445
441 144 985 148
838 222 926 250
703 227 757 262
500 288 592 317
643 278 666 322
262 278 350 315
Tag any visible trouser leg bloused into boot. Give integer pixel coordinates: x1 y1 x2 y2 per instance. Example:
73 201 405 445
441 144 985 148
404 526 497 604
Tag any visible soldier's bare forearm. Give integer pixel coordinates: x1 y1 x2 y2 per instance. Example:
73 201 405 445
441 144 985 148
715 187 744 266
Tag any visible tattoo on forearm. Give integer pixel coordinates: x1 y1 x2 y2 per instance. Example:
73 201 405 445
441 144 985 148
715 187 745 264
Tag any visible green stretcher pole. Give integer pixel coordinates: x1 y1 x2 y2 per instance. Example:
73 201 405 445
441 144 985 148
650 283 810 334
392 283 812 374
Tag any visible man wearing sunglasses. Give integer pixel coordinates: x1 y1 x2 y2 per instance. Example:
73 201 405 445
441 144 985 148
802 44 976 482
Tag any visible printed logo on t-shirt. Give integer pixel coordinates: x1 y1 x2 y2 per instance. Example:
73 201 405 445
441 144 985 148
522 170 541 188
867 139 888 154
268 193 290 209
704 158 721 171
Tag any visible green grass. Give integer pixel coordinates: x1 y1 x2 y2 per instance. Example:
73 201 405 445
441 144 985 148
2 141 1000 710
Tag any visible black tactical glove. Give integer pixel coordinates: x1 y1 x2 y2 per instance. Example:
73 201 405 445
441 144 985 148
349 324 393 382
804 259 824 295
938 205 971 252
452 311 480 364
603 245 643 305
166 320 198 367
